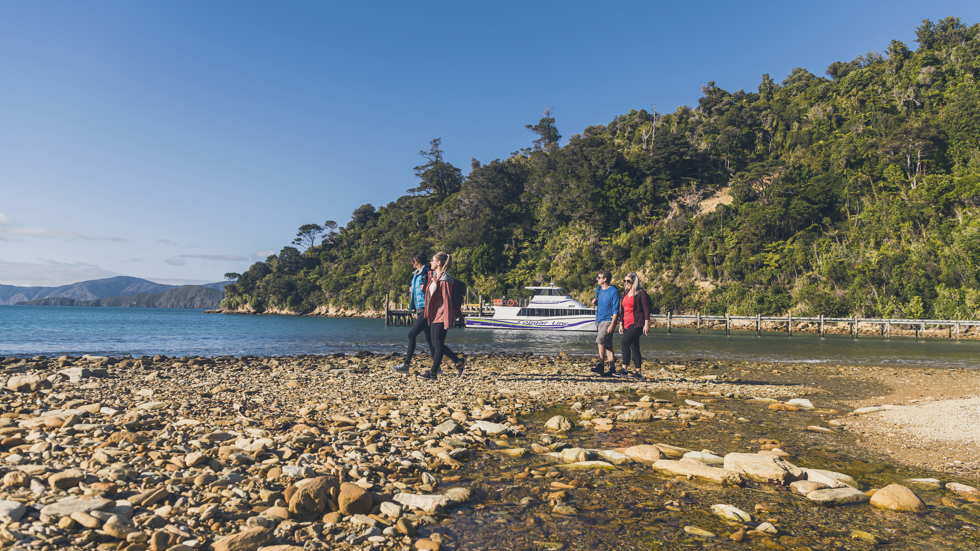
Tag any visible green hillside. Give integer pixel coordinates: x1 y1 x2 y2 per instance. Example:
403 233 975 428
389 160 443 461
223 17 980 320
19 286 223 309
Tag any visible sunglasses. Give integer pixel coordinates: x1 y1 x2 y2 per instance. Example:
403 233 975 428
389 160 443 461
624 280 632 284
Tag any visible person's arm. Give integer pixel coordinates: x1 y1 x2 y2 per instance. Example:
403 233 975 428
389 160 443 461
641 291 652 335
441 279 455 328
609 290 619 333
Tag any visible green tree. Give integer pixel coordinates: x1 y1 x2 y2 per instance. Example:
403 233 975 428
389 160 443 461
408 139 463 197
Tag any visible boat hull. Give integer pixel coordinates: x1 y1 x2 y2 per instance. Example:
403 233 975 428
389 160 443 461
465 316 597 332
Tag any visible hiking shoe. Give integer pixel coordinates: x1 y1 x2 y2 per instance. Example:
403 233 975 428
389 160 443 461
590 362 605 375
417 371 438 380
628 370 643 380
612 369 629 378
600 369 614 378
390 363 409 373
455 357 466 377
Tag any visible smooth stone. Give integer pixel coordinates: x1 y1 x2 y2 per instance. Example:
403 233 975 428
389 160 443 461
806 487 870 505
710 504 751 523
288 476 338 518
595 450 632 465
0 500 26 523
756 522 778 535
544 416 574 433
103 514 137 539
39 496 115 518
470 421 514 435
211 527 274 551
723 453 803 483
616 409 653 422
870 484 928 513
563 461 616 470
338 482 373 515
946 482 980 497
904 478 943 490
498 448 528 458
651 459 743 486
69 510 101 528
801 468 857 488
434 420 461 435
379 501 402 518
786 398 814 409
443 487 472 503
683 451 724 466
683 526 716 537
49 468 85 490
623 445 664 464
392 493 449 512
552 503 578 515
653 443 692 458
790 480 830 495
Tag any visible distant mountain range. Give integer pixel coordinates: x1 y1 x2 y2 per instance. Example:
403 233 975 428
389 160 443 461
17 285 224 309
0 276 227 308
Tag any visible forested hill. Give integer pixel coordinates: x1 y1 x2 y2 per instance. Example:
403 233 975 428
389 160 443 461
223 17 980 320
18 286 223 309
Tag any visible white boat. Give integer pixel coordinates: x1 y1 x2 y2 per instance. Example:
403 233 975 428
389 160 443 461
465 285 597 331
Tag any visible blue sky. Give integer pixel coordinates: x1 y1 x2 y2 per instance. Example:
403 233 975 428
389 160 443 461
1 1 977 287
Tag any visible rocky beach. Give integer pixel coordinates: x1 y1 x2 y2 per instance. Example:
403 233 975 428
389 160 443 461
1 353 980 550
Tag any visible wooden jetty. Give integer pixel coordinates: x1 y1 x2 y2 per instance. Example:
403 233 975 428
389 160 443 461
383 292 491 327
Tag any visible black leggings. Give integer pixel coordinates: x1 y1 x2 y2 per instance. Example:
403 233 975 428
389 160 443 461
405 313 433 363
429 322 459 373
621 325 644 370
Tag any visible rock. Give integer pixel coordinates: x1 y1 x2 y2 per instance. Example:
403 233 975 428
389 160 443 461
544 416 574 432
49 469 86 490
6 374 51 392
470 420 515 435
563 461 616 470
904 478 942 490
651 459 742 486
212 527 274 551
623 445 664 464
69 511 101 528
595 450 632 465
552 503 577 515
653 443 691 458
288 477 338 518
2 471 29 487
103 514 137 539
683 451 724 466
379 501 402 518
790 480 830 495
0 501 26 524
396 518 415 536
786 398 814 408
870 484 927 513
616 409 653 422
756 522 778 535
805 487 870 505
683 526 716 537
946 482 980 497
149 530 181 551
434 420 461 435
39 496 115 518
338 482 372 515
498 448 528 458
392 493 449 512
444 487 471 503
723 453 803 483
801 468 857 488
710 504 752 523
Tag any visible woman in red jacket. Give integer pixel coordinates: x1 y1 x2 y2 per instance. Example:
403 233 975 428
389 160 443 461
418 251 466 380
615 272 652 379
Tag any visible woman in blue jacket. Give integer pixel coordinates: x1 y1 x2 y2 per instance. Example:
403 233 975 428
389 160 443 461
391 252 434 373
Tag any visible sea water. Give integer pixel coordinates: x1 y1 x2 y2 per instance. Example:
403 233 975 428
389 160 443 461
2 305 980 368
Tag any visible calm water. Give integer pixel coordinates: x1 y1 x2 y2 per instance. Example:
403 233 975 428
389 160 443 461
2 305 979 368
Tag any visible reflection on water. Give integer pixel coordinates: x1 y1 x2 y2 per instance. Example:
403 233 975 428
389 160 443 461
2 305 980 369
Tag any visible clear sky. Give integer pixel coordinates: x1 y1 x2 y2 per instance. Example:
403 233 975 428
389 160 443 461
1 1 977 287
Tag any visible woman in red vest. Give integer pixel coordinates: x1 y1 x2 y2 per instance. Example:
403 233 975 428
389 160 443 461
615 272 652 379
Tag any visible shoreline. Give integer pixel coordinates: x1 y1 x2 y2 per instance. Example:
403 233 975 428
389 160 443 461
2 353 979 549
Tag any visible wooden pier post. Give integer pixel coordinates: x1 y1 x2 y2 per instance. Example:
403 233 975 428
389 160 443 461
886 321 890 339
819 315 824 337
956 322 960 341
384 292 390 326
725 314 730 336
696 312 701 334
853 315 859 339
788 314 793 336
667 312 672 334
756 314 761 336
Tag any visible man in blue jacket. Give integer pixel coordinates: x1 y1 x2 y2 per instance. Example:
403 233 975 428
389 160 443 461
590 270 619 376
392 252 435 373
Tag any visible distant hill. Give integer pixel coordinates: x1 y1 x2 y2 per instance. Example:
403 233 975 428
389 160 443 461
0 276 228 305
17 285 223 309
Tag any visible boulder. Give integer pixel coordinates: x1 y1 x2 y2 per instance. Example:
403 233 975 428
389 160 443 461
212 527 274 551
805 487 870 505
710 504 752 523
392 493 449 512
0 500 26 524
651 459 742 486
870 484 927 513
946 482 980 497
622 445 664 464
801 468 857 488
287 477 337 518
49 469 85 490
39 496 115 518
616 409 653 422
6 374 51 393
338 482 372 515
683 451 724 466
723 453 803 483
544 416 574 432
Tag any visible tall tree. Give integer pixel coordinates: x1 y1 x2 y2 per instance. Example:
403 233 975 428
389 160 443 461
408 139 463 197
526 108 562 151
292 224 324 251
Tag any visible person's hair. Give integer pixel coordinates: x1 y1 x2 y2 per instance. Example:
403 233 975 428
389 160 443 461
598 270 612 283
411 251 426 265
625 272 642 290
433 251 452 271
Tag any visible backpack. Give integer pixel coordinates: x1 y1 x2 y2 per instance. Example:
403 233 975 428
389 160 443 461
452 278 467 310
